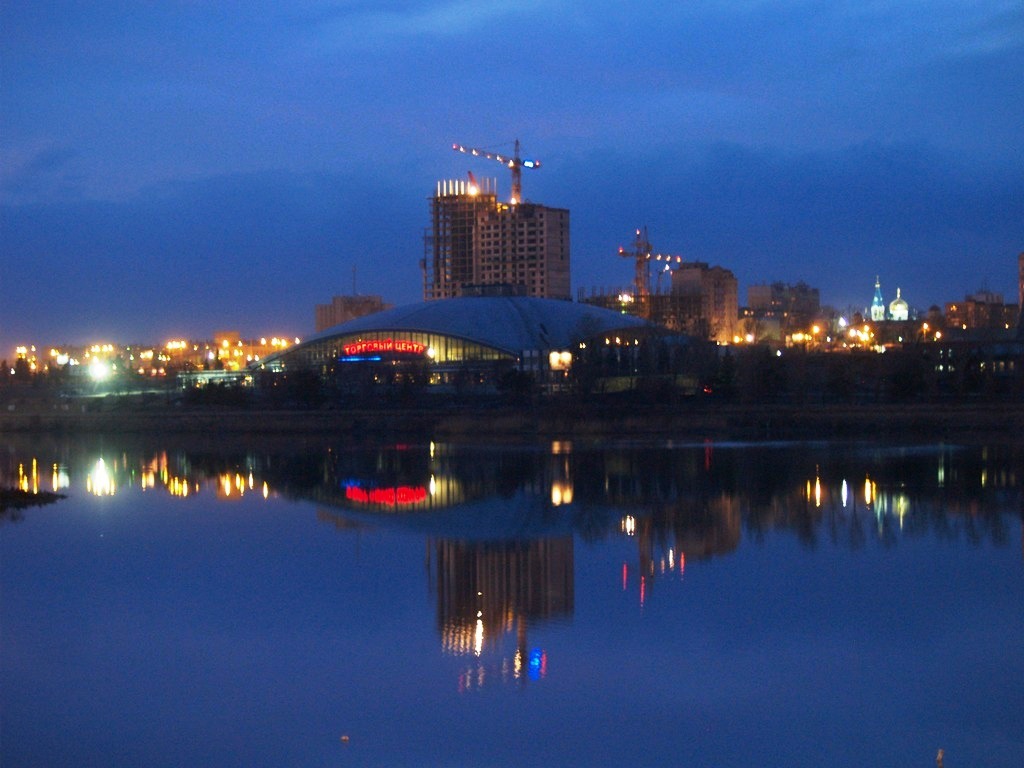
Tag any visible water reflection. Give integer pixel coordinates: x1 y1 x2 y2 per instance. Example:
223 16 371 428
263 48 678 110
4 436 1020 636
3 436 1022 766
431 538 570 691
3 437 1020 547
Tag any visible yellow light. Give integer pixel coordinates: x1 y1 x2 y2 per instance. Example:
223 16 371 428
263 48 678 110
745 333 754 343
812 324 821 335
551 481 573 506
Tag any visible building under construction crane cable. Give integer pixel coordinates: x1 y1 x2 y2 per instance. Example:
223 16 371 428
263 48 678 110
452 139 540 205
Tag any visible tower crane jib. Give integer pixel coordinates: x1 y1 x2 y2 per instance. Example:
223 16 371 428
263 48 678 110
451 139 540 204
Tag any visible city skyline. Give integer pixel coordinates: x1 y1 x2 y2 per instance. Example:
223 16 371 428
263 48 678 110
3 2 1022 346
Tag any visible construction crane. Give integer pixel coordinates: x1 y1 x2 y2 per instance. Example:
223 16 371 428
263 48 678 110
619 227 653 309
618 227 685 309
451 139 540 204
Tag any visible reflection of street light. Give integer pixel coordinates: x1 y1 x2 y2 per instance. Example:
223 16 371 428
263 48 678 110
87 458 115 496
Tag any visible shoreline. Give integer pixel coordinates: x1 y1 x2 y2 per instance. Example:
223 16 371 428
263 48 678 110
2 400 1022 441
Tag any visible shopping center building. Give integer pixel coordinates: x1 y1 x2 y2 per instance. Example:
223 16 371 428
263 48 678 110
260 296 657 393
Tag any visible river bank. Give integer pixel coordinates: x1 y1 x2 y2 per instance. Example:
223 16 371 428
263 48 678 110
2 399 1022 441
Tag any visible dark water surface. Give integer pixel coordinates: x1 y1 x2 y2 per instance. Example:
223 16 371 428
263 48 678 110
2 435 1021 767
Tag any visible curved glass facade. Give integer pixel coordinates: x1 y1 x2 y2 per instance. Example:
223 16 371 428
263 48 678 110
274 330 512 369
264 330 518 390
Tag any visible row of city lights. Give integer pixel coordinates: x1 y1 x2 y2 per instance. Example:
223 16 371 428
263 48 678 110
11 337 301 377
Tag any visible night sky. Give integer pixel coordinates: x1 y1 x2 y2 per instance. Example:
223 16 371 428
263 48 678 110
2 2 1022 350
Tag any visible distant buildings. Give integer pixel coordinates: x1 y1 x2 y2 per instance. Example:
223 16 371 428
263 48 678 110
744 281 821 339
669 262 738 344
579 241 738 344
945 291 1019 332
422 177 570 301
315 295 390 333
11 334 299 380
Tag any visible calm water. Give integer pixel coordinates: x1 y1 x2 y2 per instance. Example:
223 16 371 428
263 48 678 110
1 435 1021 768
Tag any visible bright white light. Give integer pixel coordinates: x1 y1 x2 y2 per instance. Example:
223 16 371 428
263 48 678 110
89 359 111 381
474 618 484 657
87 458 115 496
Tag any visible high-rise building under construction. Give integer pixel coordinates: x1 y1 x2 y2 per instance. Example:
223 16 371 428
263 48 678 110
422 176 570 301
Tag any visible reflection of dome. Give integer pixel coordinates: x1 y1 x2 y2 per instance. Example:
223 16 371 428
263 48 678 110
889 287 909 321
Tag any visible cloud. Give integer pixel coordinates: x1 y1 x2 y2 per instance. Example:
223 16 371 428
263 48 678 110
0 144 81 202
308 0 556 48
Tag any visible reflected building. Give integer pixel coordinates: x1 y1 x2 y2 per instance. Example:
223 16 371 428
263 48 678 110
430 537 572 690
432 537 573 661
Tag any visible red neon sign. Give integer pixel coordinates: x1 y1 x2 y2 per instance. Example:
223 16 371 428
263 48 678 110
342 338 426 356
345 485 428 506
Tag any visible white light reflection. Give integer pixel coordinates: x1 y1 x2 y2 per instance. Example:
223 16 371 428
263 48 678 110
474 616 484 657
87 458 115 496
52 463 70 492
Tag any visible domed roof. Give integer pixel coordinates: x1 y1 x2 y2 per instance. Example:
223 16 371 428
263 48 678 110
889 287 909 320
303 296 655 353
889 288 908 310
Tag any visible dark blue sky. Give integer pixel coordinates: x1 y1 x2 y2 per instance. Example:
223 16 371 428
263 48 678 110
2 1 1022 348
